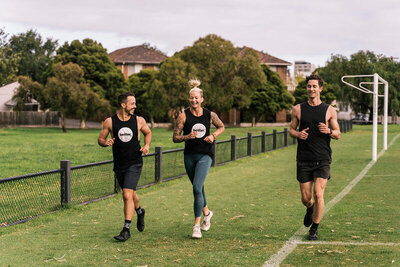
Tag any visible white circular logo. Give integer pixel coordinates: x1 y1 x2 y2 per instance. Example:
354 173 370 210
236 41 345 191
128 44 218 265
192 123 206 138
118 127 133 142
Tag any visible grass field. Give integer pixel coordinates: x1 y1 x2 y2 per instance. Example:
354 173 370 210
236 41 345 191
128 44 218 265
0 126 288 178
0 125 399 266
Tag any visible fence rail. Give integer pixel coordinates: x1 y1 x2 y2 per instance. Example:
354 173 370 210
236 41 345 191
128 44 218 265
0 121 353 226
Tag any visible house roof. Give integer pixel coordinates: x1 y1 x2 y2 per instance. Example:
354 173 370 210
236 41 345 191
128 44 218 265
238 47 291 66
109 45 168 65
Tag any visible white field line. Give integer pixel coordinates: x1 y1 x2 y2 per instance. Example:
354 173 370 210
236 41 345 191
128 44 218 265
263 133 400 267
296 241 400 246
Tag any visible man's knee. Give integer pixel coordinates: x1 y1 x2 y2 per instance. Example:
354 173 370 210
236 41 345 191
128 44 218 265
123 190 135 201
301 196 312 206
313 190 324 202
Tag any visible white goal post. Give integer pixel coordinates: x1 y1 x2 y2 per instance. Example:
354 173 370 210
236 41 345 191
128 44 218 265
341 73 388 161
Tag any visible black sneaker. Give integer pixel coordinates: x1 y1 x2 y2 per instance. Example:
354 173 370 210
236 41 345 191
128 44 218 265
304 204 314 227
308 228 318 240
114 227 130 241
137 208 145 232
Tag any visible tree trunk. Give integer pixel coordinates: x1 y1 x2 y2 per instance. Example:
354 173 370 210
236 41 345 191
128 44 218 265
233 107 237 127
80 119 87 129
150 116 155 128
60 113 67 133
252 116 256 128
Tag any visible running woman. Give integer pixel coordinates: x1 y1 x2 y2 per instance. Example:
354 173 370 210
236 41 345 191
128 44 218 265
289 74 340 240
98 92 152 241
173 79 225 238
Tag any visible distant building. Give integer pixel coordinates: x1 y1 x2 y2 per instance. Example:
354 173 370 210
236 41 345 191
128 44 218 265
0 82 39 111
0 82 19 111
237 47 292 123
238 47 292 85
109 44 168 79
294 61 315 77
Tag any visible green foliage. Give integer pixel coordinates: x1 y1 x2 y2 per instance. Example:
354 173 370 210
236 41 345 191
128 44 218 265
176 34 265 112
127 69 168 124
243 65 294 122
55 39 126 108
12 76 44 111
0 28 19 86
157 56 198 118
8 29 58 84
43 62 110 132
317 50 400 115
293 79 337 105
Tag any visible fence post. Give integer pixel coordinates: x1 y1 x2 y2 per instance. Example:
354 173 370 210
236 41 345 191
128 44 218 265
60 160 71 206
231 135 236 161
261 131 266 153
155 146 162 183
284 128 288 147
247 133 252 156
211 141 217 167
273 130 277 150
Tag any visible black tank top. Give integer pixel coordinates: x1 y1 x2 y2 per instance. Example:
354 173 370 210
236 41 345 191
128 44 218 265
183 108 213 158
111 114 142 171
297 102 331 161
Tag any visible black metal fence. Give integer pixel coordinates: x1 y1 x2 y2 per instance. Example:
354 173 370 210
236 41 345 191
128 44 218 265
0 121 352 226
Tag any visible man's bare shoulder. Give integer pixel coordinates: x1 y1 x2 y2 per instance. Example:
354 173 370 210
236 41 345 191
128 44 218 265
103 117 112 127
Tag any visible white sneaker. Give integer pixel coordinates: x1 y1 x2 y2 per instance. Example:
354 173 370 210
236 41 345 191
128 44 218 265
192 224 202 238
201 210 213 231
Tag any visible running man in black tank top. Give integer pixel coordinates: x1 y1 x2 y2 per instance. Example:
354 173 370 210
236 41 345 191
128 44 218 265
98 92 152 241
289 74 340 240
173 79 225 239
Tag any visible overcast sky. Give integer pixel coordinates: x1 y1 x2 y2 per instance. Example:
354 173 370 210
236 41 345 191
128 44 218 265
1 0 399 74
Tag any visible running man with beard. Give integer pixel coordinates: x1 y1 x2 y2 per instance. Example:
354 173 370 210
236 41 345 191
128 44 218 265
289 74 340 240
173 79 225 239
98 92 152 241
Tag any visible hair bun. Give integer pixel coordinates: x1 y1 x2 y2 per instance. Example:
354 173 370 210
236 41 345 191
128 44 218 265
188 79 201 89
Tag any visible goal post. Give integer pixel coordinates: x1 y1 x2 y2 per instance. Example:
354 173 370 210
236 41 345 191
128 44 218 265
341 73 388 161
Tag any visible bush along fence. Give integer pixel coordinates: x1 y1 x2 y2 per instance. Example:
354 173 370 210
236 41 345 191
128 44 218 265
0 121 353 226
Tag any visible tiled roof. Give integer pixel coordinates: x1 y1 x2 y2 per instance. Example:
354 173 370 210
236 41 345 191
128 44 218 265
109 45 168 64
238 47 291 66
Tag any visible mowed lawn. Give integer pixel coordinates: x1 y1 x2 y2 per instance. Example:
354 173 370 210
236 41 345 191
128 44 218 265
0 125 399 266
0 126 288 178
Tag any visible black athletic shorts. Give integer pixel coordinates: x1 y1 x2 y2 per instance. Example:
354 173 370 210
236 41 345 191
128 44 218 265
297 160 331 183
115 163 143 190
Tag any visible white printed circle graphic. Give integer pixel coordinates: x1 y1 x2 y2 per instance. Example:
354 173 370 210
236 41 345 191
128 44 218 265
118 127 133 142
191 123 206 138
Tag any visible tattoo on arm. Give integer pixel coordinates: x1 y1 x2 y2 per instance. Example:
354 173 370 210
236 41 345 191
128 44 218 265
173 115 186 143
211 112 224 129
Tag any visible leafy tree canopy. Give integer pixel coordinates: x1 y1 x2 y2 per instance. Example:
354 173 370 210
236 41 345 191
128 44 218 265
317 50 400 116
8 29 58 84
176 34 266 112
55 39 126 108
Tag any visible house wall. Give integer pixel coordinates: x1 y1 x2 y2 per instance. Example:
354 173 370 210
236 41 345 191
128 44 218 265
0 82 19 112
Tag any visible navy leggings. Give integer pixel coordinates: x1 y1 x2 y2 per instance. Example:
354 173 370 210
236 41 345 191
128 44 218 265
184 153 212 218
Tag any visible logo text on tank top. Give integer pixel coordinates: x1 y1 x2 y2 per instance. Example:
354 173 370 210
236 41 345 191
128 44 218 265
118 127 133 142
191 123 206 138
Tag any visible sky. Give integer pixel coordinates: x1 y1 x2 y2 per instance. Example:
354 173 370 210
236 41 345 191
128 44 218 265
1 0 400 74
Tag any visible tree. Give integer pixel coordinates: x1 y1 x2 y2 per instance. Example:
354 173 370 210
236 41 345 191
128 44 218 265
157 56 198 121
8 29 58 84
293 79 337 105
127 69 168 127
176 34 266 112
12 76 44 111
55 39 126 108
317 50 400 118
0 28 19 86
244 65 294 125
43 62 109 132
